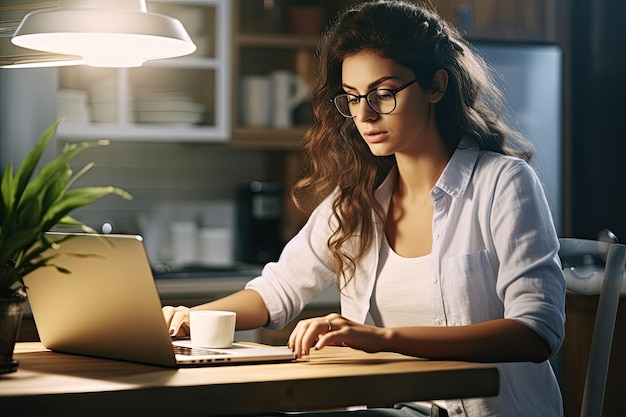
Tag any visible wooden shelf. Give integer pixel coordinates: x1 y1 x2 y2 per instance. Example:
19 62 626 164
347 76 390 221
237 33 319 49
230 127 307 149
56 122 229 143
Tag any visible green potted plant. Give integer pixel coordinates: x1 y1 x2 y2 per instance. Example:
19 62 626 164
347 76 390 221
0 120 131 373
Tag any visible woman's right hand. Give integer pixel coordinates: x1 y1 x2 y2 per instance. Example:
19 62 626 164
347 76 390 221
288 313 390 358
162 305 191 337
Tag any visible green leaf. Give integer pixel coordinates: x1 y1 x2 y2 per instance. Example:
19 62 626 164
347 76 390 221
41 186 131 230
16 195 43 230
64 162 95 191
19 141 98 209
56 216 84 227
0 163 15 222
13 120 60 204
41 167 72 212
0 228 39 268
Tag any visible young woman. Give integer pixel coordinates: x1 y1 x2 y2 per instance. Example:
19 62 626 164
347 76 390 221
163 2 566 416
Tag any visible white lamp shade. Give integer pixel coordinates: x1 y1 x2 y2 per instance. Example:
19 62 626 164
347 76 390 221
11 0 196 67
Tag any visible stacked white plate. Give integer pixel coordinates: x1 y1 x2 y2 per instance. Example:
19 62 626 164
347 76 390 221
90 77 134 123
57 89 91 123
134 90 206 125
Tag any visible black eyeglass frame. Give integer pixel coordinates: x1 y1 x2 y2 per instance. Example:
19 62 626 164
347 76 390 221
330 78 419 118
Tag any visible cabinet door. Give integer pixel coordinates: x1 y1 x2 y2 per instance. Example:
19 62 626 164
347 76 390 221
55 0 231 143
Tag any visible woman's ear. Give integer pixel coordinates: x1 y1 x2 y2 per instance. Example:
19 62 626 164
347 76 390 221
429 69 448 103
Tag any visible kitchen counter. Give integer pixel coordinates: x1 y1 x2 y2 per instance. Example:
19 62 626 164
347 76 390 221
153 266 340 307
156 276 341 306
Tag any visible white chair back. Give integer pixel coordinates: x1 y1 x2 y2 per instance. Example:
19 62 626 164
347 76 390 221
559 238 626 417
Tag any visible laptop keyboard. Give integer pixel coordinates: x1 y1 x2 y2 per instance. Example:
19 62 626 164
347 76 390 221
173 345 222 356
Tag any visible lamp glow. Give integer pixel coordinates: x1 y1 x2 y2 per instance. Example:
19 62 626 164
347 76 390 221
11 0 196 68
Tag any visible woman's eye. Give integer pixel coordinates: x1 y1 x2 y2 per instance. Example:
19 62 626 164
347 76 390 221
347 95 360 105
374 90 393 101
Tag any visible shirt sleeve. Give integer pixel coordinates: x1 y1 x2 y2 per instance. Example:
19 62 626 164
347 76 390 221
491 160 566 356
245 195 337 329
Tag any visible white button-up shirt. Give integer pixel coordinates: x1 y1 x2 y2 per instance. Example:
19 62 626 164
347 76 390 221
247 137 566 417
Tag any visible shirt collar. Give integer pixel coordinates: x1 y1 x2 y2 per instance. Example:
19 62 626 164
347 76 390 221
375 135 480 201
434 136 480 199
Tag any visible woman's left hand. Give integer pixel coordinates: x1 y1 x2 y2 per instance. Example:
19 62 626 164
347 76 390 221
288 313 390 358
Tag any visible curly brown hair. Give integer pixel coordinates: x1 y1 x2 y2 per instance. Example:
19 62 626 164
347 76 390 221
291 0 534 289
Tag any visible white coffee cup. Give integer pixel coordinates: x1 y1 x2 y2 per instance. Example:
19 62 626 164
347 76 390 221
241 75 272 127
189 310 236 348
270 70 309 128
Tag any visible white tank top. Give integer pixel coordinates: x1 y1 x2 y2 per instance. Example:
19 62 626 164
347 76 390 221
370 235 432 327
371 237 445 410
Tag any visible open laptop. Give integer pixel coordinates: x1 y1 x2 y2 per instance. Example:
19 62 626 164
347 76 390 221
23 232 295 368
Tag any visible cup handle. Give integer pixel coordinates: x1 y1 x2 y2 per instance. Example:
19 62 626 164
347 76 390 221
287 76 310 107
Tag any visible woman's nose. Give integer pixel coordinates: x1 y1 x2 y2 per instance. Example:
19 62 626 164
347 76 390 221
355 99 378 122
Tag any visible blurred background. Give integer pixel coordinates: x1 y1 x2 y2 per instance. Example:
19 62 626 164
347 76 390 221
2 0 625 259
1 2 624 416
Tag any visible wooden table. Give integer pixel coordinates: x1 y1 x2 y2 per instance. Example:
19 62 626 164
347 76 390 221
1 342 499 416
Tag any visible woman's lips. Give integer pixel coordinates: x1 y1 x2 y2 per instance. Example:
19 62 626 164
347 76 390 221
363 129 388 143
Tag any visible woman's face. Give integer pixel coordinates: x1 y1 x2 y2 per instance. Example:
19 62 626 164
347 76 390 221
340 51 442 157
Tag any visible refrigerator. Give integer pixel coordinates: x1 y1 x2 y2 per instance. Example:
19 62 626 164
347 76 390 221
471 40 563 235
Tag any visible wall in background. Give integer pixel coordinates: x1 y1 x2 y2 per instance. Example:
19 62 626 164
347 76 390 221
65 141 281 235
0 67 285 263
0 67 58 169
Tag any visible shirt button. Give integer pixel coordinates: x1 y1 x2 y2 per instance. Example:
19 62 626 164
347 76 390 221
433 232 440 241
435 318 443 325
433 188 440 194
451 404 462 414
431 277 437 284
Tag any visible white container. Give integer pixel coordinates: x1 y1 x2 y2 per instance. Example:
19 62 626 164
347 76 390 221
170 221 198 267
198 227 234 266
240 75 272 127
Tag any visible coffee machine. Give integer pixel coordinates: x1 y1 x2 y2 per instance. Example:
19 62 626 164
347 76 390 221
235 181 283 264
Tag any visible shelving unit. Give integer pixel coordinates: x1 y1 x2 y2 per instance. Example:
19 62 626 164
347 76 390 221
55 0 231 143
229 0 559 150
230 0 325 149
431 0 558 42
51 0 557 146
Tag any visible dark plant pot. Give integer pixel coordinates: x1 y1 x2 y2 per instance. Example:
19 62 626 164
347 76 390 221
0 288 27 374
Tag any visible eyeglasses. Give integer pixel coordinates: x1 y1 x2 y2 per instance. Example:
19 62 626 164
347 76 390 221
330 79 418 118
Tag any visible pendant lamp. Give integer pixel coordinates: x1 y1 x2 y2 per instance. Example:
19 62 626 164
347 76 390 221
11 0 196 68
